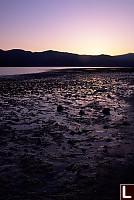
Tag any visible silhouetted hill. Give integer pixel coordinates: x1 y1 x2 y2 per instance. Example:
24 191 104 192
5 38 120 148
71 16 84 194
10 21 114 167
0 49 134 67
116 53 134 61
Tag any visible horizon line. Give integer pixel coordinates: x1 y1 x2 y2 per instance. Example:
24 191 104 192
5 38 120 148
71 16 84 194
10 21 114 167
0 48 134 57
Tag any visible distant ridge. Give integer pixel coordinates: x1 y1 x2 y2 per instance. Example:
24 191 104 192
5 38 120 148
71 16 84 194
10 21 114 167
0 49 134 67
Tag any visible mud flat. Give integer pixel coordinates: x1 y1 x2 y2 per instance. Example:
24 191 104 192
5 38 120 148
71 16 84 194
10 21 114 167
0 68 134 200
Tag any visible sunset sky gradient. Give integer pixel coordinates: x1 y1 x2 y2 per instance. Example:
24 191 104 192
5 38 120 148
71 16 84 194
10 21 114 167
0 0 134 55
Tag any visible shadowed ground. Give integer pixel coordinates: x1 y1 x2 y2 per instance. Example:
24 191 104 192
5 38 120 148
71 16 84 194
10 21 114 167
0 68 134 200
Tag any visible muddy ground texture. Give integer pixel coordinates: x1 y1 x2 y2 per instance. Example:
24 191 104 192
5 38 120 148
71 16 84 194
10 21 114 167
0 68 134 200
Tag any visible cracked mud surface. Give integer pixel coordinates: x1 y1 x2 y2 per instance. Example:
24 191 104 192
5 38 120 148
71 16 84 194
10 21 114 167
0 68 134 200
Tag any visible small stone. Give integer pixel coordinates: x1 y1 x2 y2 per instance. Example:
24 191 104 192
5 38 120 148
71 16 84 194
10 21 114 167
57 105 63 112
81 148 86 153
107 94 111 98
102 108 110 115
70 130 75 135
81 164 89 169
67 139 76 145
103 125 108 129
122 121 130 126
103 145 108 152
79 110 85 115
106 138 112 142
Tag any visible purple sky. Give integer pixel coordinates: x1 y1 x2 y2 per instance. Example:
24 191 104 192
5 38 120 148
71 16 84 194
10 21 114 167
0 0 134 55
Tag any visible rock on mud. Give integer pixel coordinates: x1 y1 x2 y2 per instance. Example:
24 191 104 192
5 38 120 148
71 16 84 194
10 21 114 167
57 105 63 112
102 108 110 115
79 110 85 115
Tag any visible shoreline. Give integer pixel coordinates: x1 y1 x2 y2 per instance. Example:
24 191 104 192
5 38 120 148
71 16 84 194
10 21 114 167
0 66 134 78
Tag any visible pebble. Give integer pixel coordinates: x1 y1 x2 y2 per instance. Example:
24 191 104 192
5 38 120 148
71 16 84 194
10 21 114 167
102 108 110 115
57 105 63 112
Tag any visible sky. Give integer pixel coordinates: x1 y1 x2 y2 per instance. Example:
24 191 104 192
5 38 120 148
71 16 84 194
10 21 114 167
0 0 134 55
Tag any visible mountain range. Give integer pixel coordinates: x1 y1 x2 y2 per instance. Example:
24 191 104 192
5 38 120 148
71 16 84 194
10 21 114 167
0 49 134 67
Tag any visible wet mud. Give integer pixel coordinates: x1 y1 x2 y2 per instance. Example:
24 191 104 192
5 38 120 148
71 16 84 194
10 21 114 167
0 68 134 200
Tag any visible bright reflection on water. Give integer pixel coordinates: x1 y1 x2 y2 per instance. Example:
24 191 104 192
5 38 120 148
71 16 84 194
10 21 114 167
0 66 125 76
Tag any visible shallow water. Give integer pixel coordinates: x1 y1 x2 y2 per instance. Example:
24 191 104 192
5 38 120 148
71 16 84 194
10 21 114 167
0 66 125 76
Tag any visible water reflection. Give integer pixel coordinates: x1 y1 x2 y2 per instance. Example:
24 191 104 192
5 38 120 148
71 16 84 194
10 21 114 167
0 66 126 76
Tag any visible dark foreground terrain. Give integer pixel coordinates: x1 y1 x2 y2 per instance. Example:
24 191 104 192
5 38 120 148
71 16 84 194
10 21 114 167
0 68 134 200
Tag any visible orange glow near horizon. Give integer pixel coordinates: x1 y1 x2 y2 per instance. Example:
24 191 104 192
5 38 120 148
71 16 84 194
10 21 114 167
0 0 134 56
